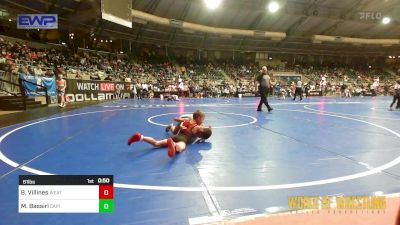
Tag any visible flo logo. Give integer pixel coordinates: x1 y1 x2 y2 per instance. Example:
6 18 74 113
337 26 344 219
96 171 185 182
358 12 382 20
17 14 58 29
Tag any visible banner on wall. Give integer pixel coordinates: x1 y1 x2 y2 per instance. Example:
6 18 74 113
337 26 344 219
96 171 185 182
65 79 132 102
20 74 57 96
236 92 257 97
273 73 302 83
308 90 323 96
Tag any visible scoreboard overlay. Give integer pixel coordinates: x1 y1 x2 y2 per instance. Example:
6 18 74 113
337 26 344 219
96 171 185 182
18 175 114 213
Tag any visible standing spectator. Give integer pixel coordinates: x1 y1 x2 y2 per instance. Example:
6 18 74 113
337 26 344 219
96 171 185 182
340 82 347 97
135 81 142 100
304 83 310 98
255 66 273 112
389 80 400 111
142 82 148 98
131 83 137 99
56 74 67 107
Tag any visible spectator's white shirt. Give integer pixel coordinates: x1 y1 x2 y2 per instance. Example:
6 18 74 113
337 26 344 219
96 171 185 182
320 77 326 86
178 82 184 90
142 83 148 90
296 80 302 88
34 68 44 76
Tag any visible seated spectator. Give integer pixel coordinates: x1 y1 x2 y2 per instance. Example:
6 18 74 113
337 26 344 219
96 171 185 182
34 64 44 76
124 76 132 83
19 65 29 77
28 66 35 76
75 72 83 80
104 75 113 81
45 69 54 78
90 73 101 80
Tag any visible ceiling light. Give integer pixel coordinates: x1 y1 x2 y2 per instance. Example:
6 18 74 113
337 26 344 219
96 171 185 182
382 17 391 24
268 1 280 13
204 0 222 10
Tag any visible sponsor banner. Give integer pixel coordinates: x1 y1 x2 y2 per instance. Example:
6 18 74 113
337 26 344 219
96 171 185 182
20 74 57 96
237 92 256 97
17 14 58 29
65 80 132 102
65 93 130 102
66 80 132 93
363 91 376 96
153 92 179 98
308 90 323 96
273 74 302 82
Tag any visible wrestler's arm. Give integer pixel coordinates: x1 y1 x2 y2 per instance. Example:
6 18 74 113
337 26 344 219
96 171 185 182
174 117 189 123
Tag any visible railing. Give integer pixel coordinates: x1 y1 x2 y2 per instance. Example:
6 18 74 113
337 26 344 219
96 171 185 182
19 78 49 106
0 75 49 110
0 75 26 109
0 78 21 97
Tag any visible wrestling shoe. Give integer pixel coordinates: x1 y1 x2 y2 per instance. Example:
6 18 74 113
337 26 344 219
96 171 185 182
128 132 142 145
167 138 176 158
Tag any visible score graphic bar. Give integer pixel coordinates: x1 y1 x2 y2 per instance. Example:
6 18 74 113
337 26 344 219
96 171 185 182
18 175 114 213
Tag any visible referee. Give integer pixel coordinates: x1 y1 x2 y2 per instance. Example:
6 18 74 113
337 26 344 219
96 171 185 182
255 66 273 112
293 79 303 101
389 80 400 111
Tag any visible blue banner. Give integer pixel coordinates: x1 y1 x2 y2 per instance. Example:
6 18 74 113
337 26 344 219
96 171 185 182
20 74 57 96
17 14 58 29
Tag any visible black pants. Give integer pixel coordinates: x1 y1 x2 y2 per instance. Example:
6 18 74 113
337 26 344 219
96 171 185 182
293 87 303 101
257 87 272 111
390 94 399 108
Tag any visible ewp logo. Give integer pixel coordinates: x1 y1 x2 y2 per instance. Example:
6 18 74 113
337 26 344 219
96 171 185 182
17 14 58 29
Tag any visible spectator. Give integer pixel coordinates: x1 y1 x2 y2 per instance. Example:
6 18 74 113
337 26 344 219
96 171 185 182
90 73 101 80
104 74 113 81
45 69 54 78
34 64 44 76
